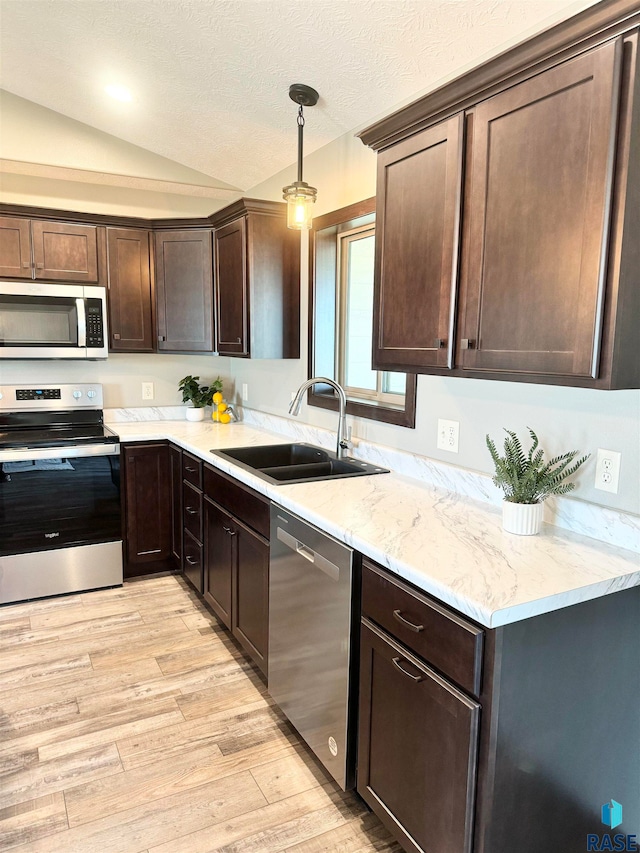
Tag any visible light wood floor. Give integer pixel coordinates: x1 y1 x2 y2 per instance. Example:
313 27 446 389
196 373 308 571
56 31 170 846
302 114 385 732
0 574 401 853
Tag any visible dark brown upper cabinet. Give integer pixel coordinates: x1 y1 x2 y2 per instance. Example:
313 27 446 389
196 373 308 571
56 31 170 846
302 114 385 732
0 216 100 282
0 216 32 278
457 39 622 382
106 227 155 352
211 199 300 359
360 3 640 389
373 114 463 373
154 229 214 352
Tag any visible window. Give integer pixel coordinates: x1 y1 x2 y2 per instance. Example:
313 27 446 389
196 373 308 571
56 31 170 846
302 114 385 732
309 199 416 428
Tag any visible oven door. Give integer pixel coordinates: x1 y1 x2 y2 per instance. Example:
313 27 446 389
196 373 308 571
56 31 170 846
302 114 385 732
0 444 121 558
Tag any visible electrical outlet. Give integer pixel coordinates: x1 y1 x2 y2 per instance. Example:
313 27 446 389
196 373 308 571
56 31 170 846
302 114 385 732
141 382 154 401
437 419 459 453
242 383 249 402
594 448 621 494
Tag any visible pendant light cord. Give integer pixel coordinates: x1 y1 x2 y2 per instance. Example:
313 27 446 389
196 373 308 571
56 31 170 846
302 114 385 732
297 105 305 183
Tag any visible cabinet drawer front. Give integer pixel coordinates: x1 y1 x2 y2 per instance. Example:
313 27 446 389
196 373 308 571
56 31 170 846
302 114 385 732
358 618 479 853
204 465 269 539
182 452 203 488
362 560 483 696
183 529 203 594
182 481 203 542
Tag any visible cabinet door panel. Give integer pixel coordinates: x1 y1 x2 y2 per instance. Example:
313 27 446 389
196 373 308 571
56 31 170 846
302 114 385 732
123 443 171 572
215 217 248 355
155 230 213 351
0 217 32 278
233 522 269 675
373 114 463 371
107 228 154 352
459 39 621 379
203 498 233 628
358 619 479 853
31 220 99 282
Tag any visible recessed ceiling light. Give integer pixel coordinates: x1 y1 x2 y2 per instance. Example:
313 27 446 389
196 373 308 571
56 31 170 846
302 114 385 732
105 83 133 102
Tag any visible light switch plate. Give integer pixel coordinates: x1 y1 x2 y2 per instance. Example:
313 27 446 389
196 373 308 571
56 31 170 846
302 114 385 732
242 383 249 402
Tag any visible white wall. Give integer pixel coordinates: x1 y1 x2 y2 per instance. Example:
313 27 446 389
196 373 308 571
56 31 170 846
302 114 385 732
235 130 640 515
0 354 232 409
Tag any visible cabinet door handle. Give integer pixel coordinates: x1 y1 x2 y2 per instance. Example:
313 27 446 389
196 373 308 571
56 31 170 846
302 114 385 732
434 338 446 349
392 657 423 683
393 609 424 633
460 338 476 350
22 262 30 268
223 526 236 536
185 506 198 515
158 335 166 342
236 337 241 344
185 466 197 472
113 333 121 340
185 556 198 565
36 262 44 269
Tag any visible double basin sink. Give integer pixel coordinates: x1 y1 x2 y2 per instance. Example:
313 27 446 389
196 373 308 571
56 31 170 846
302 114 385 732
212 442 389 485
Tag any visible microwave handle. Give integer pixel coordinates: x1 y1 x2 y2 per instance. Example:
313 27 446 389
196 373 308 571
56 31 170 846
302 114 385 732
76 298 87 347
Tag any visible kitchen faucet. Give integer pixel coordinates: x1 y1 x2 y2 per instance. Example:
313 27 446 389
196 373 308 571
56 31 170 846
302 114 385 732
289 377 350 459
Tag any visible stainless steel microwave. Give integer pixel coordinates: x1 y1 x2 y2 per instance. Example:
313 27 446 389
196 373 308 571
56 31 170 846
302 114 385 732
0 282 108 359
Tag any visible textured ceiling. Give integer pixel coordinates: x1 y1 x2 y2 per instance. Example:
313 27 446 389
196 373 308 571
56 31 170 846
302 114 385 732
0 0 598 192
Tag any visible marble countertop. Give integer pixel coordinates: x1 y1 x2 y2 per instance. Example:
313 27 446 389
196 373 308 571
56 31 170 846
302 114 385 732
110 419 640 629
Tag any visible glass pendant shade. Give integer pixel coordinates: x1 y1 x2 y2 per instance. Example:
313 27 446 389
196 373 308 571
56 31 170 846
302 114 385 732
283 181 317 230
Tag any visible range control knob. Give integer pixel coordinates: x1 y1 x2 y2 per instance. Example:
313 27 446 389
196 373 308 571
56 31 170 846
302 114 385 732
72 390 83 399
86 390 97 399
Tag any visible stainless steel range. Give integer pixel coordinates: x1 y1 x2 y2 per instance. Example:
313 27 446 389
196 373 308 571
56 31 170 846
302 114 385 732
0 384 122 605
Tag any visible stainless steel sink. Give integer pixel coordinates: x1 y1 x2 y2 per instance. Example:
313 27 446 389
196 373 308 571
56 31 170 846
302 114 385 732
211 443 389 485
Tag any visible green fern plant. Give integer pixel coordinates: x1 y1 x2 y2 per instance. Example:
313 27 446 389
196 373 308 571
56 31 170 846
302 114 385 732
178 375 222 408
486 428 589 504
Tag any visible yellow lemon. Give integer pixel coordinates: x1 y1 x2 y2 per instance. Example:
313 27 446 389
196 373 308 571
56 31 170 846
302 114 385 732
217 401 227 413
212 391 223 405
219 413 231 424
212 409 220 422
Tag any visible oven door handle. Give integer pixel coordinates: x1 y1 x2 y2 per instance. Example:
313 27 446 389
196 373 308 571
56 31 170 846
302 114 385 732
0 444 120 463
76 297 87 348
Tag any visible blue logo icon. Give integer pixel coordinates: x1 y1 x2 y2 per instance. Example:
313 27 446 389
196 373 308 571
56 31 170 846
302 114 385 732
602 800 623 830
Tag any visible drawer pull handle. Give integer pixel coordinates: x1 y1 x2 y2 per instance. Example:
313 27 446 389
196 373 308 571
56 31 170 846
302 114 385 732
185 507 198 515
185 556 198 565
393 609 424 633
460 338 476 350
223 526 236 536
185 466 197 473
392 657 423 683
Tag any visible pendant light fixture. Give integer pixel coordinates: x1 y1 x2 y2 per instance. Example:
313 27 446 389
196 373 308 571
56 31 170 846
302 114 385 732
282 83 319 230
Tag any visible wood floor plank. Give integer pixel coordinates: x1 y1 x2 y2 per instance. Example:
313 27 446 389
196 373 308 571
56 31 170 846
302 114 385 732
1 742 122 809
147 783 366 853
116 698 280 770
0 575 398 853
0 792 69 851
250 751 328 804
9 769 267 853
0 658 163 714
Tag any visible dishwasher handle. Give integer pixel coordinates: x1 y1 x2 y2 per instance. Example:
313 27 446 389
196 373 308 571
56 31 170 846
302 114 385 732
277 527 340 581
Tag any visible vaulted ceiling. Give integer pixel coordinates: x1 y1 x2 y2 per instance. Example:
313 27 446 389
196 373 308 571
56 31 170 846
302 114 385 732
1 0 598 192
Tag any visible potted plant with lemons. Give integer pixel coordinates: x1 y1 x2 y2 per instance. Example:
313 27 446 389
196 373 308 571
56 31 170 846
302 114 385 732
178 375 222 422
486 428 589 535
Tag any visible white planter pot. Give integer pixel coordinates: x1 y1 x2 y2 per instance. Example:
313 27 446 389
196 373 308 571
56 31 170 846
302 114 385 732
185 407 205 422
502 500 544 535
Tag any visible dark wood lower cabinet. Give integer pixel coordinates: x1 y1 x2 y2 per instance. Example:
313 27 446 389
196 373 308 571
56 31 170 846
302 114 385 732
357 618 479 853
203 498 234 629
203 468 270 676
169 445 182 568
122 442 173 577
183 529 203 594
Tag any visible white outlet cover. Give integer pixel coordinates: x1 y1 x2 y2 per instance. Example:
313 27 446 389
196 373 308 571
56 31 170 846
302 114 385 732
437 418 459 453
141 382 154 401
242 383 249 402
594 448 621 494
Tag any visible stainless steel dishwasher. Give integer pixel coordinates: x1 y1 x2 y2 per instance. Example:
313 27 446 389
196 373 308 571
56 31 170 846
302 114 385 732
268 504 357 791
